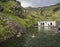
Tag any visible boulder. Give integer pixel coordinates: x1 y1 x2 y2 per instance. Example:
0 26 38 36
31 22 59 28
0 6 3 12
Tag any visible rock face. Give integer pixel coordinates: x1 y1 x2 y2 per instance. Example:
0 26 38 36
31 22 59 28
0 6 3 12
0 15 25 42
10 1 25 19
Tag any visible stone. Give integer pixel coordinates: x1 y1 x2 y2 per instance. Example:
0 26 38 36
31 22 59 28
0 6 3 12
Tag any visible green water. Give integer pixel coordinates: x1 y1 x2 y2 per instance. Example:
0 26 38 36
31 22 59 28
0 28 60 47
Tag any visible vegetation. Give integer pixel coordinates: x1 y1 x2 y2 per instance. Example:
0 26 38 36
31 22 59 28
0 0 27 28
0 0 60 46
25 3 60 23
0 0 60 29
0 0 26 41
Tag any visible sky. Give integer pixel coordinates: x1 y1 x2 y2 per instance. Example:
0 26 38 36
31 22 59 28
17 0 60 7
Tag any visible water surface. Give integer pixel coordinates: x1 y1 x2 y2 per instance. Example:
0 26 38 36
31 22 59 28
0 28 60 47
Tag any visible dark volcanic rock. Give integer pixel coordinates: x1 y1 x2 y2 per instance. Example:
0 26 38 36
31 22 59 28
58 28 60 31
53 7 60 12
0 6 3 12
0 16 26 43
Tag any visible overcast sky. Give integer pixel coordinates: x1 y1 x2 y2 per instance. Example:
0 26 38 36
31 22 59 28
17 0 60 7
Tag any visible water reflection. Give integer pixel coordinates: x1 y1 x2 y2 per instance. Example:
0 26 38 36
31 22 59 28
32 34 36 38
0 27 58 47
38 26 55 31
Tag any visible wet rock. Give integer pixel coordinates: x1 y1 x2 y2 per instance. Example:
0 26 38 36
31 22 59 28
0 6 3 12
16 1 21 5
58 28 60 31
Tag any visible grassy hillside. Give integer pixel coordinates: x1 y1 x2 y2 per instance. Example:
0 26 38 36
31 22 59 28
25 3 60 24
0 0 27 28
0 0 60 41
0 0 27 40
0 0 60 28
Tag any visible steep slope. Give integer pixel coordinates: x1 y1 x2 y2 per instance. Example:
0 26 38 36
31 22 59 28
0 0 26 42
0 0 27 28
0 13 25 42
